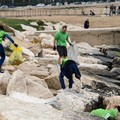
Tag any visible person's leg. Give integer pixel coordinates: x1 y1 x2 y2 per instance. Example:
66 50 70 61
57 46 64 65
0 44 5 73
69 77 74 89
58 56 63 65
59 71 66 89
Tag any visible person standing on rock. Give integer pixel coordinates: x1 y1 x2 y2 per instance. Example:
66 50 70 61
59 58 81 91
0 25 18 73
53 25 73 68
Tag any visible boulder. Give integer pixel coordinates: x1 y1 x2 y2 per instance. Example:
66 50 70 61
30 71 49 79
3 65 16 74
39 33 54 48
30 22 38 26
29 44 42 56
18 61 49 79
79 63 108 71
26 76 53 99
18 61 38 73
0 95 65 120
112 57 120 67
0 71 11 95
47 90 99 117
21 24 37 35
0 114 7 120
77 42 104 56
110 67 120 78
7 70 27 95
22 47 35 58
45 74 61 90
7 70 53 99
79 56 102 64
81 74 120 95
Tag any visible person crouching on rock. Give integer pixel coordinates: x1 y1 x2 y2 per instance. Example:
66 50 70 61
90 102 120 120
0 25 18 73
59 58 81 91
53 25 73 69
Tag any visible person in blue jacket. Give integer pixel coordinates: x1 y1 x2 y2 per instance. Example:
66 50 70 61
0 25 18 73
59 58 81 90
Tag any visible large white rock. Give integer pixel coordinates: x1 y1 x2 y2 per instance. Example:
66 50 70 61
0 71 11 95
47 90 99 113
0 95 65 120
77 42 103 56
22 47 35 58
39 33 54 48
7 70 27 95
79 56 102 64
26 76 53 99
7 70 53 99
18 61 49 79
30 22 38 26
79 63 108 70
21 24 37 32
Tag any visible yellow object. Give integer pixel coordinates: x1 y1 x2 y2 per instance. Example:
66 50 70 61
8 45 23 65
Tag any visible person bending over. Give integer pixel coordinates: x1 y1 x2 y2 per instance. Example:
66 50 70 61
0 25 18 73
59 58 81 90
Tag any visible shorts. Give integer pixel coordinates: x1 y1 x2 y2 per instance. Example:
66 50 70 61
57 46 67 57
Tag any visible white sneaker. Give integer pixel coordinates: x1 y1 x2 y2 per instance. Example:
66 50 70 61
58 89 66 93
67 88 72 92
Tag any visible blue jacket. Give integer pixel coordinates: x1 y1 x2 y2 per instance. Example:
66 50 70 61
62 60 81 80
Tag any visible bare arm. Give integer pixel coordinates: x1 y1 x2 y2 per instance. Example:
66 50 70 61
67 37 72 44
106 103 118 110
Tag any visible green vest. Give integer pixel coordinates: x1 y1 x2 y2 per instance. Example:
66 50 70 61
90 108 117 119
62 58 68 68
0 30 6 44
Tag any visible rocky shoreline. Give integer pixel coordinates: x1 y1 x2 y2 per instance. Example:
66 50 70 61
0 21 120 120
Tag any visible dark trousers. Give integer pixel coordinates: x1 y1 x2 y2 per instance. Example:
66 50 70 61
0 44 5 68
59 71 74 89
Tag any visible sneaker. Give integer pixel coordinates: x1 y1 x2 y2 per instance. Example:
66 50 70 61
67 88 72 92
0 69 4 73
58 89 67 94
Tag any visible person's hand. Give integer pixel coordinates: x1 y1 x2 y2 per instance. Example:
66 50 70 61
53 45 56 51
14 43 18 47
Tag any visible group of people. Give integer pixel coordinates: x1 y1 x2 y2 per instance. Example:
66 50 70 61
53 25 120 120
53 25 81 90
0 22 120 120
104 5 120 16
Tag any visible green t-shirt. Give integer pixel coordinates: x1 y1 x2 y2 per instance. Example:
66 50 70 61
90 108 117 119
0 30 6 44
54 31 68 46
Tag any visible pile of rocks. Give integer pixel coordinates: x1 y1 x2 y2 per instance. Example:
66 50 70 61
0 24 120 120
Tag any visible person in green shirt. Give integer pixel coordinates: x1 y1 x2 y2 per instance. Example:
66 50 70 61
0 25 18 73
90 103 120 120
53 25 72 66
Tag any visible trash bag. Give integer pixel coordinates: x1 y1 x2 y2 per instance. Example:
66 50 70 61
67 42 79 64
8 45 23 65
